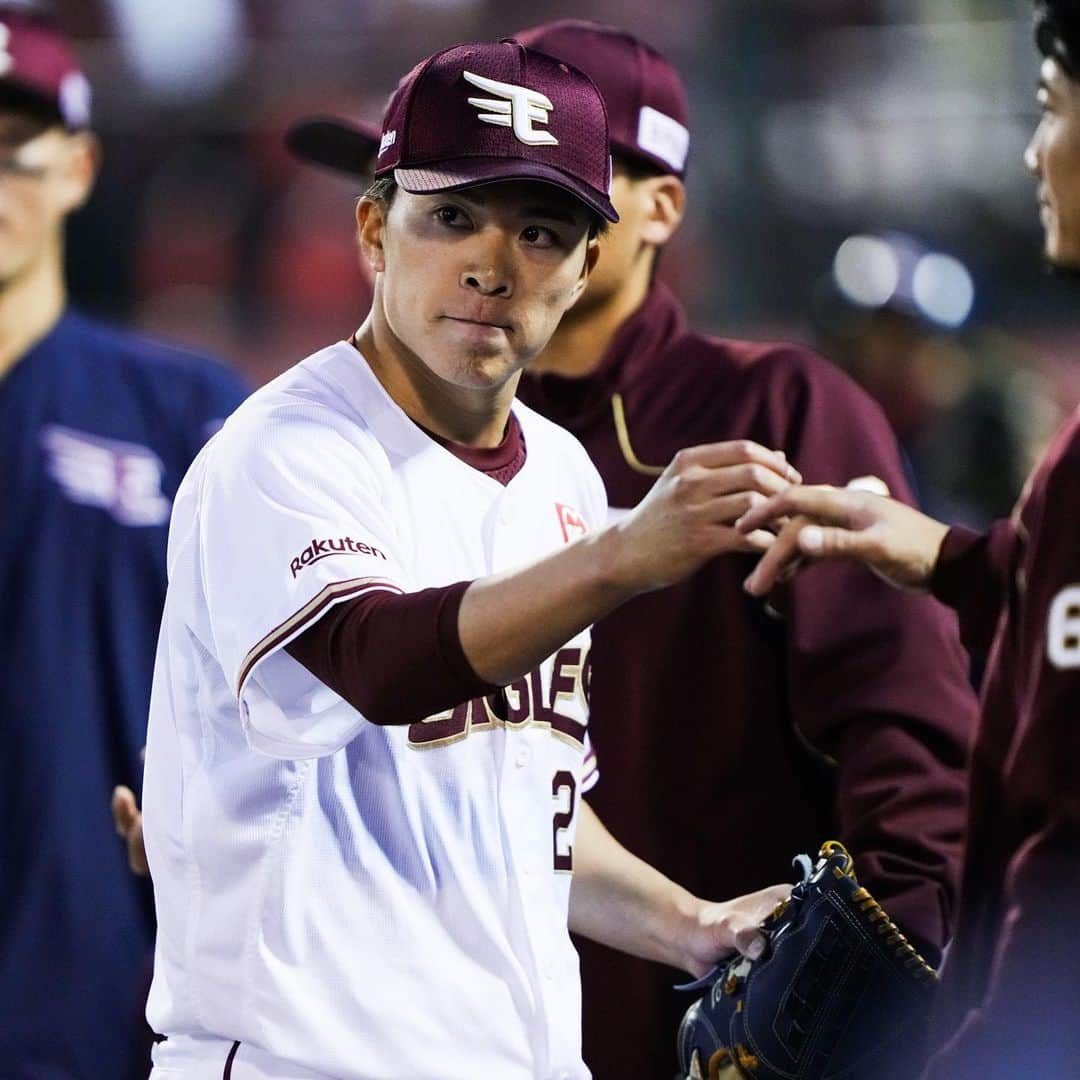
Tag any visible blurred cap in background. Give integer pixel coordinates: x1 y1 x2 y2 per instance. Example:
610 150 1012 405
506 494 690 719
514 18 690 177
285 114 380 177
0 3 90 129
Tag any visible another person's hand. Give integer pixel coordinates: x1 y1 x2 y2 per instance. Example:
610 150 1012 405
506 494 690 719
681 883 792 979
735 484 950 597
112 785 148 876
610 441 801 592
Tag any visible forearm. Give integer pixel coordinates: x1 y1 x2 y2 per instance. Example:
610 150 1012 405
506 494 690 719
568 800 700 972
460 527 636 685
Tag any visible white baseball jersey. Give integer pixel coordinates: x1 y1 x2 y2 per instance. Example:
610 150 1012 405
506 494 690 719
143 340 606 1080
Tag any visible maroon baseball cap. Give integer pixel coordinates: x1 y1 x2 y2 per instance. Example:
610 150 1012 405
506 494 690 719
0 6 91 130
285 115 380 177
375 40 618 223
514 20 689 177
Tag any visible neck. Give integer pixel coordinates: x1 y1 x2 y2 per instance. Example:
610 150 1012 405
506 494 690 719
354 296 517 449
0 242 66 383
529 256 652 378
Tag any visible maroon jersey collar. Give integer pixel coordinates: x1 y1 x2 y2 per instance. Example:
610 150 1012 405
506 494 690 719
418 411 527 486
520 280 686 429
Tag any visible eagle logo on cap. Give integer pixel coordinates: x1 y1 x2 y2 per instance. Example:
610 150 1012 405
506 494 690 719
463 70 558 147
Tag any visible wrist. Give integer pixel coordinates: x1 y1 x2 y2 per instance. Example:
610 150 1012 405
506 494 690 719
663 886 710 975
590 520 647 602
918 518 952 589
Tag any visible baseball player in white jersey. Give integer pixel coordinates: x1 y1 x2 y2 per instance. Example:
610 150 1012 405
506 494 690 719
142 40 796 1080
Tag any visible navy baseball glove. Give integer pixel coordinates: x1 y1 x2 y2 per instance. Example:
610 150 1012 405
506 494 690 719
676 841 937 1080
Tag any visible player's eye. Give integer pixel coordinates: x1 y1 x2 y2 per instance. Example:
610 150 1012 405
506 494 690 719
435 205 469 228
521 224 559 249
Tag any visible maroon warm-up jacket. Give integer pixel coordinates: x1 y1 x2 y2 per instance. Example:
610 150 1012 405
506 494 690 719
518 282 979 1079
923 410 1080 1078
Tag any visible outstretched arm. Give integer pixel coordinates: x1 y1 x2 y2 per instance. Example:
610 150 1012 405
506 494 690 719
459 441 796 686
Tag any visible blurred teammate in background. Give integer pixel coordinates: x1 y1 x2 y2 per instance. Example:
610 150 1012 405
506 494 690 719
505 20 978 1077
0 7 247 1077
737 2 1080 1074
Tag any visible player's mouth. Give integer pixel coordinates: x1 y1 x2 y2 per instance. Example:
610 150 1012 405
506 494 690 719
442 315 513 334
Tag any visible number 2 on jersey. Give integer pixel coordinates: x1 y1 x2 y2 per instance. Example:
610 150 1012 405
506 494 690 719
552 770 576 872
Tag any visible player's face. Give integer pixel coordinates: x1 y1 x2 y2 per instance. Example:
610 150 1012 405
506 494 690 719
0 110 97 287
1026 58 1080 268
570 167 642 312
562 160 684 317
363 181 597 389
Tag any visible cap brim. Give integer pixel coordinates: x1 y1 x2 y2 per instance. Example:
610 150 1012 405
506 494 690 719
285 117 381 177
394 157 619 223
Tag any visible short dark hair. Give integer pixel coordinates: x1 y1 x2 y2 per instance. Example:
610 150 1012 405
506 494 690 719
612 150 668 182
1036 1 1080 79
362 177 608 238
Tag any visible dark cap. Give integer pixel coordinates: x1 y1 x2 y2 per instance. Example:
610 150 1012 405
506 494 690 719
375 39 618 223
0 6 90 129
1035 1 1080 79
285 115 380 177
514 20 689 177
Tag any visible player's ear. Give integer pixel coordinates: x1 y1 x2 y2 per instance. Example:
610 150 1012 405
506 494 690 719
356 196 388 274
640 174 686 247
567 235 600 309
55 131 100 214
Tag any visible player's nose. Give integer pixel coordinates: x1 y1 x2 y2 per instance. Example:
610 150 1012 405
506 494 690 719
460 238 514 298
460 265 513 297
1024 126 1043 178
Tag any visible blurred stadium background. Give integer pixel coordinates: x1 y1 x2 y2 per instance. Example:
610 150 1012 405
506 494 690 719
54 0 1074 521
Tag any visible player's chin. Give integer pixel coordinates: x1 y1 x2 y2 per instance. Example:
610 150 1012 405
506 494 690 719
1045 237 1080 276
444 349 522 390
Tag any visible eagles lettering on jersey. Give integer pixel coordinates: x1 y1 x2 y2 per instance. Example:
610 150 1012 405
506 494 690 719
409 644 591 749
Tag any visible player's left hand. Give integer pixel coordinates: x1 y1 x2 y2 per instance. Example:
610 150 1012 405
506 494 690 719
735 483 949 597
112 785 149 876
681 883 792 979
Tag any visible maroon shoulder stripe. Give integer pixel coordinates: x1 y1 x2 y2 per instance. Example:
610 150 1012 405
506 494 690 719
223 1040 240 1078
236 576 404 697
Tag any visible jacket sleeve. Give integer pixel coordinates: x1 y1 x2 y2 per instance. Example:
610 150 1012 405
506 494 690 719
929 521 1018 657
759 351 980 963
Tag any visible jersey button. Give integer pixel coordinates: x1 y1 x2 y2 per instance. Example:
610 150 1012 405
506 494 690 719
514 746 531 768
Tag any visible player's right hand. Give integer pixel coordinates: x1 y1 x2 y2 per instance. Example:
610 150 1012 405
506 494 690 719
608 440 800 592
112 785 149 876
735 484 950 596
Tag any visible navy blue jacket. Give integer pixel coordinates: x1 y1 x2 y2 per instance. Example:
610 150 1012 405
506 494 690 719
0 310 247 1079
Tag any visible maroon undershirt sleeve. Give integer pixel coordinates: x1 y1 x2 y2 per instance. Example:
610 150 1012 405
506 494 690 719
284 581 498 726
929 519 1017 657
